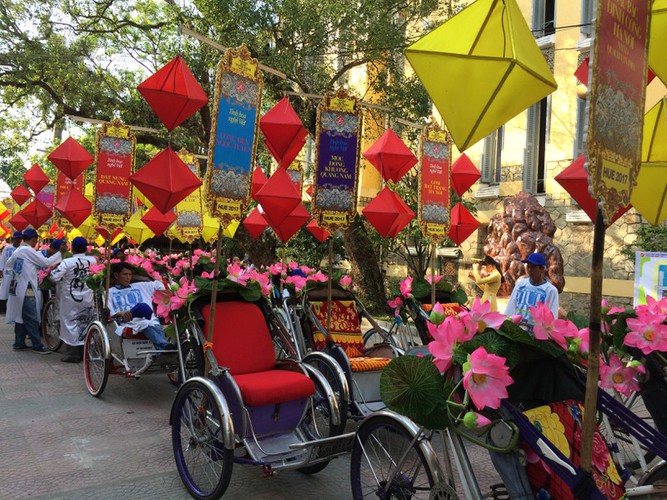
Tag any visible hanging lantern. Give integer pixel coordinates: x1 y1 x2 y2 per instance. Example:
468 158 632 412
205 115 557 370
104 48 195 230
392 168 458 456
47 137 94 181
451 154 481 196
54 188 92 228
8 212 29 232
448 203 480 245
272 203 310 243
255 167 301 228
141 206 177 237
387 192 415 238
11 185 32 206
251 166 268 201
137 55 209 132
23 163 50 194
306 219 330 242
260 97 308 168
243 207 268 240
20 199 52 228
363 129 418 183
362 187 405 238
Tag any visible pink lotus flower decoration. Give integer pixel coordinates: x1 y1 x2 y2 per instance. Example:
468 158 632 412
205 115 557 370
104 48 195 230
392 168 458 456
247 269 272 295
89 263 106 275
428 316 466 373
464 298 506 337
462 347 513 410
269 262 286 276
426 275 443 285
624 309 667 355
400 276 413 298
201 270 215 279
428 302 447 326
339 275 352 289
226 262 249 286
308 271 328 283
601 298 625 315
599 354 641 397
637 296 667 316
463 411 492 430
285 275 307 292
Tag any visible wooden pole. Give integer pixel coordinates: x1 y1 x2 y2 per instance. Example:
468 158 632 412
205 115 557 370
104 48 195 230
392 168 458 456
430 243 437 307
327 237 333 334
580 206 606 472
205 226 224 376
103 236 112 309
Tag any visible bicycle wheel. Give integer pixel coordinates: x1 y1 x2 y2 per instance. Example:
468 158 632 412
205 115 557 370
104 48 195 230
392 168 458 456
350 415 437 499
83 323 110 397
303 353 348 431
172 379 233 500
41 298 62 352
606 392 656 472
639 461 667 485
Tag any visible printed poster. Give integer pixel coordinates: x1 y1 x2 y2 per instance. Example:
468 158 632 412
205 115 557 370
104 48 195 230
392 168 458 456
634 251 667 306
419 123 452 242
173 150 204 243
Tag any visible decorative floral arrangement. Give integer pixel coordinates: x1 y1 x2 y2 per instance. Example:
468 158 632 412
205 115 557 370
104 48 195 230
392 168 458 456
380 296 667 431
388 275 468 321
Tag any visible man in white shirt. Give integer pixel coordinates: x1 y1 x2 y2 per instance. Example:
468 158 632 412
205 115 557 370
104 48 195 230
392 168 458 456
0 231 24 305
50 237 97 363
108 262 174 351
5 228 62 353
504 252 559 328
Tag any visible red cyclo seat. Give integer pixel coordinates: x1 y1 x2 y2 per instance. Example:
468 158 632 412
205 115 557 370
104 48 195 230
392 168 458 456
121 327 149 340
202 301 315 406
233 370 315 406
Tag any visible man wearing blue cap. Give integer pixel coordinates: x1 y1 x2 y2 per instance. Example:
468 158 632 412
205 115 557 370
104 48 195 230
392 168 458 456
0 231 24 304
5 228 62 353
50 237 97 362
504 251 559 328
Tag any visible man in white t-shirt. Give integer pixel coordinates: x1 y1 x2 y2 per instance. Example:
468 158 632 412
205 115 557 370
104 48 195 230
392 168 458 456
108 262 174 351
505 251 559 329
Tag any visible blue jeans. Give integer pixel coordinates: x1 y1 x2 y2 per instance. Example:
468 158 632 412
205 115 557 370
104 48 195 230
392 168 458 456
141 324 169 350
14 296 44 350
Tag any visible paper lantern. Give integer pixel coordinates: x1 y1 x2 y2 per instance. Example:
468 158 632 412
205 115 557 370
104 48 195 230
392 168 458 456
306 219 330 242
255 167 301 228
124 212 155 244
451 154 481 196
95 226 123 242
649 0 667 85
405 0 557 151
243 207 268 240
223 220 240 238
251 166 268 201
130 147 202 214
387 192 415 237
575 55 655 88
362 187 404 238
0 202 10 221
23 163 50 194
260 97 308 167
363 129 418 183
137 55 209 132
47 137 94 180
54 188 92 228
8 212 29 232
448 203 480 245
141 206 176 237
202 214 220 243
555 155 630 225
272 203 310 243
11 185 32 206
20 199 52 228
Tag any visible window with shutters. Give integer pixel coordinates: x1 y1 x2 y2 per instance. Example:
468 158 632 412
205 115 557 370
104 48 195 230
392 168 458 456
532 0 556 38
523 98 549 194
480 127 503 184
580 0 595 38
573 96 588 159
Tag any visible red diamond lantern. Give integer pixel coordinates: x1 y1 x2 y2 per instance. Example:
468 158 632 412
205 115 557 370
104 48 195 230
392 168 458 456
8 212 29 232
575 56 655 88
555 155 631 225
23 163 50 194
363 129 418 183
47 137 94 181
54 188 91 228
141 206 176 237
363 187 404 238
252 166 268 201
243 207 268 240
95 226 123 242
448 203 480 245
11 185 32 206
306 219 330 242
130 147 202 214
255 167 301 228
387 191 415 238
451 154 481 196
273 203 310 243
21 199 52 228
260 97 308 168
137 55 209 132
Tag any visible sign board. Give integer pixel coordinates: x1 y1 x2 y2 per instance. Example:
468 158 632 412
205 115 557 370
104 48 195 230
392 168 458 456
634 251 667 306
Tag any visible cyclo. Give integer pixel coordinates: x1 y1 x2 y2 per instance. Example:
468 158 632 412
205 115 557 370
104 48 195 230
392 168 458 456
82 273 198 397
170 286 352 499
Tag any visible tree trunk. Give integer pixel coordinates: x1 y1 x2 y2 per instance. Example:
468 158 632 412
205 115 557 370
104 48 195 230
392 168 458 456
342 216 387 312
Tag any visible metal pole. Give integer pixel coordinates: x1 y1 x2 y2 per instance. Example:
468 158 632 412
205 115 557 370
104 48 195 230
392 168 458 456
580 206 606 472
205 225 224 376
327 237 333 334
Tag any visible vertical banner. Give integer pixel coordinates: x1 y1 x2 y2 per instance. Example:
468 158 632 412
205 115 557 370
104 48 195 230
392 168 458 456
173 149 204 243
54 172 85 228
586 0 651 222
287 161 303 195
93 119 136 230
206 44 262 226
312 89 362 232
419 123 452 242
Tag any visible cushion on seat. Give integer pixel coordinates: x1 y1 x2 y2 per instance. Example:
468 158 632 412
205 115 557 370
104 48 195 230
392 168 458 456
201 301 275 375
121 327 148 340
309 300 365 357
349 356 392 372
233 370 316 406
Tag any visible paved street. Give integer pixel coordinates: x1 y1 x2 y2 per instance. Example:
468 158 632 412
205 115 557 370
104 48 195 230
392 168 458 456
0 318 501 499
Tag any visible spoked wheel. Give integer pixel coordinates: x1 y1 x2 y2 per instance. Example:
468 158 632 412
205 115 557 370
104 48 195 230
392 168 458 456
639 461 667 486
606 391 656 472
351 415 436 499
83 323 110 397
363 327 396 350
172 379 233 500
303 353 348 431
41 297 62 352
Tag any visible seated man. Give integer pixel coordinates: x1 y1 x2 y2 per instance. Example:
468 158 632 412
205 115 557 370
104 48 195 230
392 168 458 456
108 262 174 351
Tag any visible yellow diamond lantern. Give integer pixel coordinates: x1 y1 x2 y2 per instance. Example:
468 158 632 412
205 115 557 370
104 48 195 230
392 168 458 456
223 219 240 238
202 214 220 243
124 211 155 244
649 0 667 85
405 0 558 151
631 98 667 225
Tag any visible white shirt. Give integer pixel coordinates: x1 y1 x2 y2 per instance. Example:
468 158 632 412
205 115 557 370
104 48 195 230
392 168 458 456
504 277 559 327
107 280 165 336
